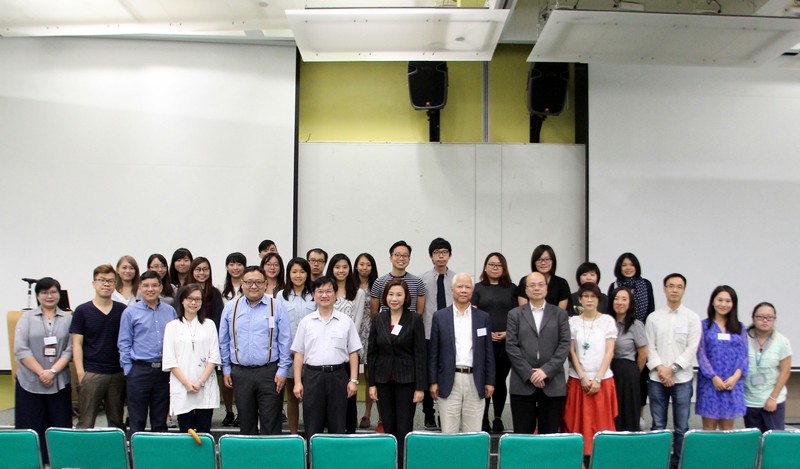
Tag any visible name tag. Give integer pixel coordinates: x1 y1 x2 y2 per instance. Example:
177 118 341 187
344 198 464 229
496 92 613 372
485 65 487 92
751 373 766 385
269 316 275 329
717 333 731 341
477 328 487 337
44 336 58 345
43 345 57 357
391 325 403 336
675 326 688 334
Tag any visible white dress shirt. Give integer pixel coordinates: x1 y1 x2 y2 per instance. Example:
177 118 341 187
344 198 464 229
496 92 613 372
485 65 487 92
453 304 473 367
645 304 702 384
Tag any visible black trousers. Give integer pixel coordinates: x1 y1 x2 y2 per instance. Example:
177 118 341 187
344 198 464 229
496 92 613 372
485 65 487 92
302 366 348 440
376 381 417 465
509 390 565 434
176 408 214 433
230 362 282 435
126 363 170 433
15 381 72 465
484 342 511 421
422 339 435 418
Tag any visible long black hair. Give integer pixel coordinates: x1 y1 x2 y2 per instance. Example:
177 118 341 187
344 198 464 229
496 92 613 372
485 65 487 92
326 253 358 301
222 252 247 300
609 286 637 334
706 285 741 335
282 257 313 301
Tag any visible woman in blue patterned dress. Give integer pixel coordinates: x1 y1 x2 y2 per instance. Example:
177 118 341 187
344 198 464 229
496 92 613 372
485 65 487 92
695 285 748 430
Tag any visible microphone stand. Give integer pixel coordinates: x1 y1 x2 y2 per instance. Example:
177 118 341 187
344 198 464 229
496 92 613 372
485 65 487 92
21 278 37 310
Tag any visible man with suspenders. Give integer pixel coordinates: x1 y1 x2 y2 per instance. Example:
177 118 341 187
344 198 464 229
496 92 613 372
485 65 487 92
219 265 292 435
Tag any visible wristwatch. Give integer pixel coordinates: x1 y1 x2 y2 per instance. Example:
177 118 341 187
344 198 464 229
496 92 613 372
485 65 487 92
349 379 359 385
49 368 57 375
670 364 679 373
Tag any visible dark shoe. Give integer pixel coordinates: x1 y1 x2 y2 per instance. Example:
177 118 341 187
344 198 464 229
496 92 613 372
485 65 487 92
424 414 438 430
359 416 371 429
492 418 504 433
482 418 491 433
282 409 288 422
222 411 235 426
233 414 240 427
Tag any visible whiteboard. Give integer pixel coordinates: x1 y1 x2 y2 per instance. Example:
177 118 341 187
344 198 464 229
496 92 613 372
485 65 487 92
588 63 800 352
297 142 586 289
0 38 297 370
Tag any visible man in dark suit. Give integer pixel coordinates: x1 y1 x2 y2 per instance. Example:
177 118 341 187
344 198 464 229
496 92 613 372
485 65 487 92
429 272 495 433
506 271 571 434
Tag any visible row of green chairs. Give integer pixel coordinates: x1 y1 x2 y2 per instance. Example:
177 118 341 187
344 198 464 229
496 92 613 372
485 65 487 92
1 427 798 469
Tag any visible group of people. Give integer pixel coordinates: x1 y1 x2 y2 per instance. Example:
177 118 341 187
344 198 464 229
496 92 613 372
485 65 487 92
13 240 791 468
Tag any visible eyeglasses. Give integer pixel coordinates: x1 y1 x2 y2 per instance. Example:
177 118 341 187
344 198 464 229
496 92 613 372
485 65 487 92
486 263 503 269
392 253 410 259
526 282 547 288
40 290 60 297
94 278 116 285
194 267 210 273
185 297 203 304
140 283 161 291
316 290 335 296
243 280 266 288
263 263 280 268
535 257 552 263
308 258 326 264
754 315 776 322
432 249 449 256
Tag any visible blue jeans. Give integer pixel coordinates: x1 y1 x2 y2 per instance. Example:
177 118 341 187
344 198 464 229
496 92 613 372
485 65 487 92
648 379 693 468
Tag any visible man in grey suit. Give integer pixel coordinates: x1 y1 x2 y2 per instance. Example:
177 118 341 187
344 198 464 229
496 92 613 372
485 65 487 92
505 271 570 434
429 273 495 433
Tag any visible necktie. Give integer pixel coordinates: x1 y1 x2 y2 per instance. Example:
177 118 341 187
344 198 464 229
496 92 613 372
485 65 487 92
437 273 447 310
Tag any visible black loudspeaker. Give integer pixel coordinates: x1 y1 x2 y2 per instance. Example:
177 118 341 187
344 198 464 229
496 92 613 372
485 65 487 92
408 61 448 110
527 62 569 116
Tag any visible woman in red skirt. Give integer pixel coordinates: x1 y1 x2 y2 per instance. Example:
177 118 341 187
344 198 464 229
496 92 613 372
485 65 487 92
563 282 618 461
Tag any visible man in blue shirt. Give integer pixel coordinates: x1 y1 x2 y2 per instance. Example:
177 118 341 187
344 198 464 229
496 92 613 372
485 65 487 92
219 265 292 435
118 270 177 433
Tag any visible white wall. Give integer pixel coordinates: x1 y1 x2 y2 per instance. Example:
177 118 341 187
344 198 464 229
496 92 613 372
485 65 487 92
297 142 586 287
0 38 297 370
588 63 800 348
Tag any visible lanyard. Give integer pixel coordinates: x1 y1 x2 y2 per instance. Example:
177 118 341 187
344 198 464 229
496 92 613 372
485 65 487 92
752 333 772 367
40 313 57 337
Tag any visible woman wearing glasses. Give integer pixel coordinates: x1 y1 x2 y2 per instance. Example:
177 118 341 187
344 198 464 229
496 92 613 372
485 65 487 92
743 302 792 432
515 245 570 310
472 252 516 433
147 253 175 305
260 252 286 298
162 284 221 433
14 277 72 464
189 257 224 329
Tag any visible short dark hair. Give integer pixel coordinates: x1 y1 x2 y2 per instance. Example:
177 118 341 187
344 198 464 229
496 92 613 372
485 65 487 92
748 302 777 336
577 282 601 299
382 278 412 310
140 270 162 284
530 244 557 276
93 264 115 279
258 239 276 252
312 276 338 293
35 277 61 295
306 248 328 262
663 273 687 287
389 240 412 255
243 265 266 278
428 237 451 257
614 253 642 280
177 283 206 324
575 262 601 285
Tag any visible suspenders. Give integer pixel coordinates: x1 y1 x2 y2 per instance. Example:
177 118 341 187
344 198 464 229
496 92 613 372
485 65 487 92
231 296 275 365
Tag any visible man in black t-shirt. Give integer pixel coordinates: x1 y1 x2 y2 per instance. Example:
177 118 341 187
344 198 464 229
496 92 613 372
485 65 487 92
70 264 127 429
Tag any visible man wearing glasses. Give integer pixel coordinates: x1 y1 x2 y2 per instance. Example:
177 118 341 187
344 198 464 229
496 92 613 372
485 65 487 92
306 248 328 282
71 264 128 429
218 265 292 435
645 273 701 469
292 276 362 440
419 237 454 429
118 270 177 433
370 240 427 316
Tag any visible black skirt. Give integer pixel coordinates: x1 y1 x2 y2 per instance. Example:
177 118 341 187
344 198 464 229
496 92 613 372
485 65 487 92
611 358 641 431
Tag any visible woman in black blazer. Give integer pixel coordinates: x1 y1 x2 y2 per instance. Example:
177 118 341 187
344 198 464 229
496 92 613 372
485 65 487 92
368 278 426 464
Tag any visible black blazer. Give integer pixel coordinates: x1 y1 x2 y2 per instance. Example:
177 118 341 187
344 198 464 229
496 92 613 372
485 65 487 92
367 309 427 391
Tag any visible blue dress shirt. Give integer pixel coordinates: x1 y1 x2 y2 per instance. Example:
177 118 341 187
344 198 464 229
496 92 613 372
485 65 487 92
117 300 177 375
218 295 292 377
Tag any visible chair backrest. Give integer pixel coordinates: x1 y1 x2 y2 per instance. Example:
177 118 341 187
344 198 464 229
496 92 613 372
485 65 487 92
759 430 800 469
678 429 761 469
590 430 672 469
498 433 583 469
0 428 42 469
220 434 305 469
46 427 128 469
405 432 490 469
309 433 396 469
131 432 216 469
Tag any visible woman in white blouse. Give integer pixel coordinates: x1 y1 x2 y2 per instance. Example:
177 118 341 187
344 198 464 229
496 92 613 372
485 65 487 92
162 283 220 433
